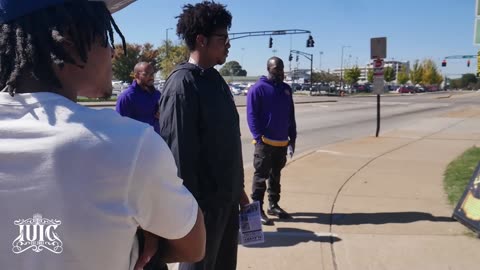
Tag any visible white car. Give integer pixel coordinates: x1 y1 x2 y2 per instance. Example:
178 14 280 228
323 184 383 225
230 85 242 95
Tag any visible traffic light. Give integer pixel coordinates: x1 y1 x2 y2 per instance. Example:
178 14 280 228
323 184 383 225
306 35 315 47
441 60 446 67
467 60 471 67
268 37 273 48
288 54 293 62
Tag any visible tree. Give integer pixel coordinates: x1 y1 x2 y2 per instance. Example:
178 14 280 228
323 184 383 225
139 43 159 69
311 71 340 83
367 69 374 83
112 43 161 82
449 78 462 89
156 41 189 79
344 66 361 85
112 44 141 82
410 60 423 85
461 73 477 86
311 72 322 83
219 61 247 76
397 70 409 85
383 66 395 83
421 59 443 85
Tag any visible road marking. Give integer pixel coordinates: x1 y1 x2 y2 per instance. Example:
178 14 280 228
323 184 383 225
316 150 343 155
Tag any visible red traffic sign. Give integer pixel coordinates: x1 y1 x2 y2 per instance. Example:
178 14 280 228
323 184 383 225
373 59 383 68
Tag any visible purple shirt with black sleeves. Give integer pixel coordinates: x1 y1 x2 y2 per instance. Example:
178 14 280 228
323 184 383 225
247 76 297 144
116 80 161 134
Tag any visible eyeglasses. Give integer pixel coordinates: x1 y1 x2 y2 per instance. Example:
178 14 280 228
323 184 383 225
210 33 230 45
139 71 155 77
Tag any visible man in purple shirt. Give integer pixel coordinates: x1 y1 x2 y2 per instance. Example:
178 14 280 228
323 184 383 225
116 62 161 134
247 56 297 226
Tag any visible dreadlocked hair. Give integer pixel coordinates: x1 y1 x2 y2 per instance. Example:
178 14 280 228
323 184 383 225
0 0 126 96
176 1 232 51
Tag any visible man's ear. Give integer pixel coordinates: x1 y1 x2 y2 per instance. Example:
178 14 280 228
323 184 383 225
52 29 75 47
196 34 207 48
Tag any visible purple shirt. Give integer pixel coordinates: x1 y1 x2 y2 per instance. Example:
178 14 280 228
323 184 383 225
116 80 161 134
247 76 297 143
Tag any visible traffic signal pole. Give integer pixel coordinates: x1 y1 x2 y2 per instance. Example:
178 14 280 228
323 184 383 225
290 50 313 88
229 29 312 41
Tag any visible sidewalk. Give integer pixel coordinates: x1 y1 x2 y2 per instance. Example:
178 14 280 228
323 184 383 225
238 107 480 270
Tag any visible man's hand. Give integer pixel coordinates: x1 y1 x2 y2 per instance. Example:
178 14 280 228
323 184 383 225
239 189 250 209
155 111 160 119
134 231 158 270
288 141 295 159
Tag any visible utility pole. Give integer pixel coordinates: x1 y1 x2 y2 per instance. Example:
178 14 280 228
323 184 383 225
291 49 313 88
340 45 351 90
229 29 312 41
241 48 245 66
319 51 323 71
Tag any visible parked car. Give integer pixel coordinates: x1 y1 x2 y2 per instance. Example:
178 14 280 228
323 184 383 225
290 83 302 92
353 84 371 93
397 86 416 93
229 84 242 95
310 83 330 96
301 84 312 91
425 85 439 92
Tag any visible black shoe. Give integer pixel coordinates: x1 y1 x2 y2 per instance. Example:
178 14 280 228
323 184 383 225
260 210 274 226
267 204 293 219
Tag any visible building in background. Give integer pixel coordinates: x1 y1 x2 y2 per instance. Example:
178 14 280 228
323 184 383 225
332 60 410 84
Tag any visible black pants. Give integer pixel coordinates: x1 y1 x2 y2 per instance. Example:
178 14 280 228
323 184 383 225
179 204 239 270
251 143 287 206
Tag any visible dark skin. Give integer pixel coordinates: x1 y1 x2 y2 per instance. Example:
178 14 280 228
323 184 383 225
189 27 250 208
266 56 295 153
267 57 285 84
134 62 155 92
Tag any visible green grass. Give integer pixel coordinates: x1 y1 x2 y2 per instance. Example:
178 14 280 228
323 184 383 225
444 146 480 205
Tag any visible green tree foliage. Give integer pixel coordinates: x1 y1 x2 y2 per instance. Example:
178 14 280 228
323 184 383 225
461 73 477 87
449 78 462 89
311 71 340 83
112 44 141 82
397 70 409 85
367 69 374 83
140 43 160 68
383 66 395 82
156 41 189 79
219 61 247 76
410 60 423 85
422 59 443 85
344 66 361 85
112 43 159 82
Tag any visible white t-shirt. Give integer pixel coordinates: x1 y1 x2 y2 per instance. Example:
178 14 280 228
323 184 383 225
0 92 198 270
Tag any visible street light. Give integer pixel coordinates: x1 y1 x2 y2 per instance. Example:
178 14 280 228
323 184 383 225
166 27 173 57
319 51 323 71
340 45 351 90
241 48 245 66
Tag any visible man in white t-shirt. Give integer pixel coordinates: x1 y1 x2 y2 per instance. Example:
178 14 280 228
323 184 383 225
0 1 205 270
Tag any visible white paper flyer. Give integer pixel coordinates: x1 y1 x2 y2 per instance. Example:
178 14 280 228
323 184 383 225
239 201 264 245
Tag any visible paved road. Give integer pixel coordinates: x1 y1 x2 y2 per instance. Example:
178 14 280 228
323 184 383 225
239 91 478 168
90 91 480 168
